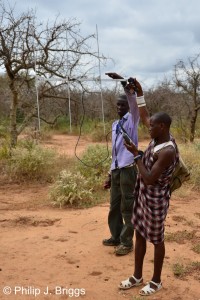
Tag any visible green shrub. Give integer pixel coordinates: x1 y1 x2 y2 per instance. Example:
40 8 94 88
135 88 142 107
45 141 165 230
77 144 111 188
90 121 113 142
0 140 10 159
0 123 11 159
49 144 111 208
90 126 110 142
0 121 9 139
8 139 56 180
49 170 93 207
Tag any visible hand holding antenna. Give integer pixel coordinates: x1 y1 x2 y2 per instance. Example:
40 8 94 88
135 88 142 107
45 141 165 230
105 72 140 93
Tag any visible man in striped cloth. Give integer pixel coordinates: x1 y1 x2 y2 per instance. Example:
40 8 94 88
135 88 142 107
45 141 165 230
118 112 179 296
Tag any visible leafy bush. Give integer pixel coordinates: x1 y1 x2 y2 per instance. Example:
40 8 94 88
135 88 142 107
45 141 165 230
0 122 11 160
90 122 112 142
0 140 10 160
49 170 93 207
8 139 56 180
0 119 10 139
77 144 111 188
49 144 111 208
0 125 8 138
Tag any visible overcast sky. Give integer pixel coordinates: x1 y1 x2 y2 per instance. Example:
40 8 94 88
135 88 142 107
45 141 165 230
6 0 200 88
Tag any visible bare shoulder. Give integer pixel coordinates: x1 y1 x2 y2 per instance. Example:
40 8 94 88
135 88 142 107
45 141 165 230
163 144 175 153
158 145 176 164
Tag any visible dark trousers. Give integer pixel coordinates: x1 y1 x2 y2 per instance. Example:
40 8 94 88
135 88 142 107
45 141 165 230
108 166 137 247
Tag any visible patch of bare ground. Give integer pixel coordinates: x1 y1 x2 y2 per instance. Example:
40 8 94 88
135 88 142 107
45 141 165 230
0 135 199 300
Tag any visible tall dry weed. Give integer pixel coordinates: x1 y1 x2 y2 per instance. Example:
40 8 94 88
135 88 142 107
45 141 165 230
178 142 200 190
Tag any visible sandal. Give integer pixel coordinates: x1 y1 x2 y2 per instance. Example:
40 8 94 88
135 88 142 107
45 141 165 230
118 275 143 290
139 281 162 296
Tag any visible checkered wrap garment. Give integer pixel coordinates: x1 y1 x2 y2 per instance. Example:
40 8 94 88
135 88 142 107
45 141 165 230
132 136 179 244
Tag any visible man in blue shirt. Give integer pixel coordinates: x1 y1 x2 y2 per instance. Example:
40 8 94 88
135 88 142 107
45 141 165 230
103 78 149 255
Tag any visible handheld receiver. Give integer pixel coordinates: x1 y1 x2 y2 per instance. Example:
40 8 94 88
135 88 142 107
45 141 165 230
117 122 133 145
122 132 132 145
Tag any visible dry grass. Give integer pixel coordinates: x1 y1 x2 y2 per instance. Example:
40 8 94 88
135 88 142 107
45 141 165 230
165 230 196 243
178 142 200 190
173 261 200 279
172 215 187 222
172 215 194 227
192 243 200 254
194 213 200 219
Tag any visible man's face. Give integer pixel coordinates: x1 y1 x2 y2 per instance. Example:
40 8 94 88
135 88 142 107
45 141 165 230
149 116 162 139
116 101 129 118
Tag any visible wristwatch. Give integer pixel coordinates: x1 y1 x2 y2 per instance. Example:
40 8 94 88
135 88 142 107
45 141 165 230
134 150 144 162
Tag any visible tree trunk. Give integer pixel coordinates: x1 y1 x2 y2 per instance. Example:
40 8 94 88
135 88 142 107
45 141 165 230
189 109 198 142
9 81 18 147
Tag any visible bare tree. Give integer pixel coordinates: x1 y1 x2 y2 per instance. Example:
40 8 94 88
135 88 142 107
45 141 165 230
0 1 105 146
143 78 195 142
174 54 200 142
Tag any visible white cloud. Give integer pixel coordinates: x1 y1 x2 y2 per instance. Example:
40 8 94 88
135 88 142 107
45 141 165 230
4 0 200 87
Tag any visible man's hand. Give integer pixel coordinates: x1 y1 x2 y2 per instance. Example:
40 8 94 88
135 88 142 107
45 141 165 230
124 141 138 156
105 73 144 97
125 78 143 96
134 78 143 97
103 173 111 189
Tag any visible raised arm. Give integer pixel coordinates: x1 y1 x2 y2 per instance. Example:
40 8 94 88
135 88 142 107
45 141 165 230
125 78 150 128
105 73 150 127
125 90 139 125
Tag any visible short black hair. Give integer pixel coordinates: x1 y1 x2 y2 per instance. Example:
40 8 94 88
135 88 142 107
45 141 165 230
152 112 172 128
116 94 128 102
